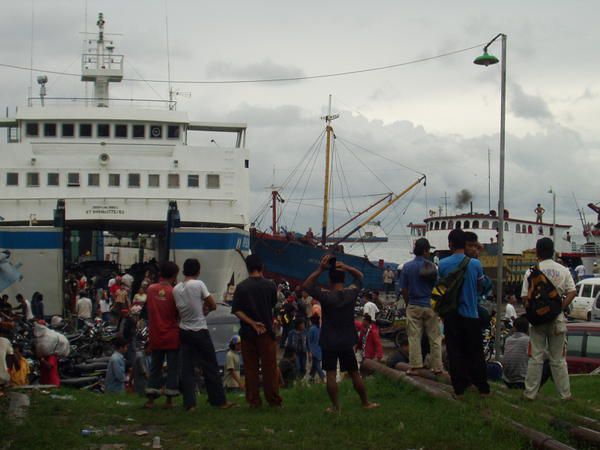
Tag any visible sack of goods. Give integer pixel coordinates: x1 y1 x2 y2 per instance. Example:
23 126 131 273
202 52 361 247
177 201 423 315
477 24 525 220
34 322 70 357
525 265 562 325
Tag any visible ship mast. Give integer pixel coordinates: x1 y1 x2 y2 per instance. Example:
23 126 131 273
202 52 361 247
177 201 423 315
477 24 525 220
320 95 339 244
81 13 123 107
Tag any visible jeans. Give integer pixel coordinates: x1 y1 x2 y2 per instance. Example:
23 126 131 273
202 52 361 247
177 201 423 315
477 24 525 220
241 333 282 407
296 352 307 377
146 349 179 398
309 357 325 380
443 312 490 395
180 329 226 408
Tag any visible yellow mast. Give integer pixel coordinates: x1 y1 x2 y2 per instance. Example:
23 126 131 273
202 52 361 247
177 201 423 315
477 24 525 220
321 95 338 244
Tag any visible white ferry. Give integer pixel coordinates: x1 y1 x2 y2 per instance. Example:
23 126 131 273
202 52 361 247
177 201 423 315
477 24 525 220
0 14 250 315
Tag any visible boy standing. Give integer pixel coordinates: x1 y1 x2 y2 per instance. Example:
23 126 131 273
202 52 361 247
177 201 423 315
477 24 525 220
303 255 379 413
105 337 128 394
223 335 244 391
286 320 308 377
308 315 325 382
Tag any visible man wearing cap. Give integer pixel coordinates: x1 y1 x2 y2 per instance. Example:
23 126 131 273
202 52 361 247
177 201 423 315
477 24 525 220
400 238 443 375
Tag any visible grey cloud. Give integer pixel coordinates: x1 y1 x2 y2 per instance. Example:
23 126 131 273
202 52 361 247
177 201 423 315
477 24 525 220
205 59 305 81
510 82 553 120
223 103 311 127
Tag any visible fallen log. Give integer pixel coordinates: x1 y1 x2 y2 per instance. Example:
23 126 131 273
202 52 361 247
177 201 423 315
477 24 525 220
393 362 453 385
362 359 453 400
366 360 578 450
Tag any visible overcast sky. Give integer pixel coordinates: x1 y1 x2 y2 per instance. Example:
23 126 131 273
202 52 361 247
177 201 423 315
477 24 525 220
1 0 598 241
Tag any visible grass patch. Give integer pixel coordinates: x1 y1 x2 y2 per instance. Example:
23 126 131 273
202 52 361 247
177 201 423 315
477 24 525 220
1 375 598 449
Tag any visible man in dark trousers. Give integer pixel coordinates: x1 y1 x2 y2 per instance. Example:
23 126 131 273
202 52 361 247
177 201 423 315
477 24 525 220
303 255 380 413
438 229 490 398
174 258 235 411
231 255 282 408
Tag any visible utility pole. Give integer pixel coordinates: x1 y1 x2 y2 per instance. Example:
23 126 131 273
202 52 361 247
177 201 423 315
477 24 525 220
488 147 491 212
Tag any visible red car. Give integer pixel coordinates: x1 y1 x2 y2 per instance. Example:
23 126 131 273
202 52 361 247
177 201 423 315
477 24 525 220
566 322 600 374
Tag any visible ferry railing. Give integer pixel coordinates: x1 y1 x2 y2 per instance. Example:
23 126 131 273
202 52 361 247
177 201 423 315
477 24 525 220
26 97 177 110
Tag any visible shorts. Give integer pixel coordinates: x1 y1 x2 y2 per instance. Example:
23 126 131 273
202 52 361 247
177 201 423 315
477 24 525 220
322 349 358 372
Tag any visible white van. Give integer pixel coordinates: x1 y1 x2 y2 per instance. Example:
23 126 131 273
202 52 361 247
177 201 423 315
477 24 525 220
570 277 600 321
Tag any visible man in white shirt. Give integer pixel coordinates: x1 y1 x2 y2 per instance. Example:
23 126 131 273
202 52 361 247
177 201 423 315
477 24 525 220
173 258 234 411
574 264 586 281
362 294 380 321
15 294 33 321
0 336 14 386
521 238 576 401
503 294 518 328
76 291 93 328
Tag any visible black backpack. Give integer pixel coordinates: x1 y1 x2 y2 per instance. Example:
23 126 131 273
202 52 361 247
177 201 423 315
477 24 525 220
525 264 562 325
432 256 470 318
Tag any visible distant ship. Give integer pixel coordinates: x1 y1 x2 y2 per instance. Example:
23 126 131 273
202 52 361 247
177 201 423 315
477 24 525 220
251 97 424 290
326 221 388 243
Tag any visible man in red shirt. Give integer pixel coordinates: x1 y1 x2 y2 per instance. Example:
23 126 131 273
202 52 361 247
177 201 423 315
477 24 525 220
357 315 383 362
144 261 180 409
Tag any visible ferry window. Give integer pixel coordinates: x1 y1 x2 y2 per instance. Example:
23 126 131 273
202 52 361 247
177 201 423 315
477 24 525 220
528 225 533 234
133 124 145 138
26 172 40 187
108 173 120 187
168 174 180 188
516 224 521 233
6 172 18 186
505 222 509 232
167 125 180 139
549 227 554 236
128 173 141 188
187 174 199 188
44 123 57 137
62 123 75 137
79 123 92 137
150 125 163 139
493 221 498 230
448 220 453 229
482 220 489 229
455 221 461 229
115 124 128 138
434 222 440 230
206 174 220 189
473 220 479 229
441 221 446 230
26 122 39 137
538 226 543 235
67 172 80 187
464 220 470 229
148 174 160 187
88 173 100 187
47 173 59 186
97 123 110 138
428 222 433 230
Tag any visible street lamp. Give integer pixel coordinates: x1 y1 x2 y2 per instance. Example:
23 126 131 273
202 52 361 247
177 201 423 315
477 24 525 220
474 33 506 361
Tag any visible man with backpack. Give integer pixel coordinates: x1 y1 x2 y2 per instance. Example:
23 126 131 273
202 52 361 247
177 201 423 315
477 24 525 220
438 229 490 397
521 238 576 401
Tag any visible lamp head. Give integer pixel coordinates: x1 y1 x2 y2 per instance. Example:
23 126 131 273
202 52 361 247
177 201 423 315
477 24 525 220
473 51 499 66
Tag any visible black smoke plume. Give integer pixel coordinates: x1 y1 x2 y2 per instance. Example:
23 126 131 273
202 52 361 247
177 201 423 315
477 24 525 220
455 189 473 209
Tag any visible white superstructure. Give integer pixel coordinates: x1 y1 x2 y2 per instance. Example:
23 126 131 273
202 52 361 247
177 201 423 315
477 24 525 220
0 14 250 314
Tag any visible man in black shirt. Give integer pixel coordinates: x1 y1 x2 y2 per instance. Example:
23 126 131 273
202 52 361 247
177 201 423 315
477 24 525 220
303 255 379 413
231 254 282 408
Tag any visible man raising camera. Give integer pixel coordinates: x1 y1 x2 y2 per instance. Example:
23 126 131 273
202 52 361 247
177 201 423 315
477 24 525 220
303 255 380 413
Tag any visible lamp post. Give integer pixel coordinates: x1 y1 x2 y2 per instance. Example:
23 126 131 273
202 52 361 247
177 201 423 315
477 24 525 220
474 33 506 360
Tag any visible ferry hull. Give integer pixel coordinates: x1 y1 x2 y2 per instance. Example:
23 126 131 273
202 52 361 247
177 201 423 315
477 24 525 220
251 233 388 291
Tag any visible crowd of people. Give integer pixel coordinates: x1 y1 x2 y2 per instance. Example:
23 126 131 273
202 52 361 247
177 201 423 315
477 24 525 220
0 227 580 410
